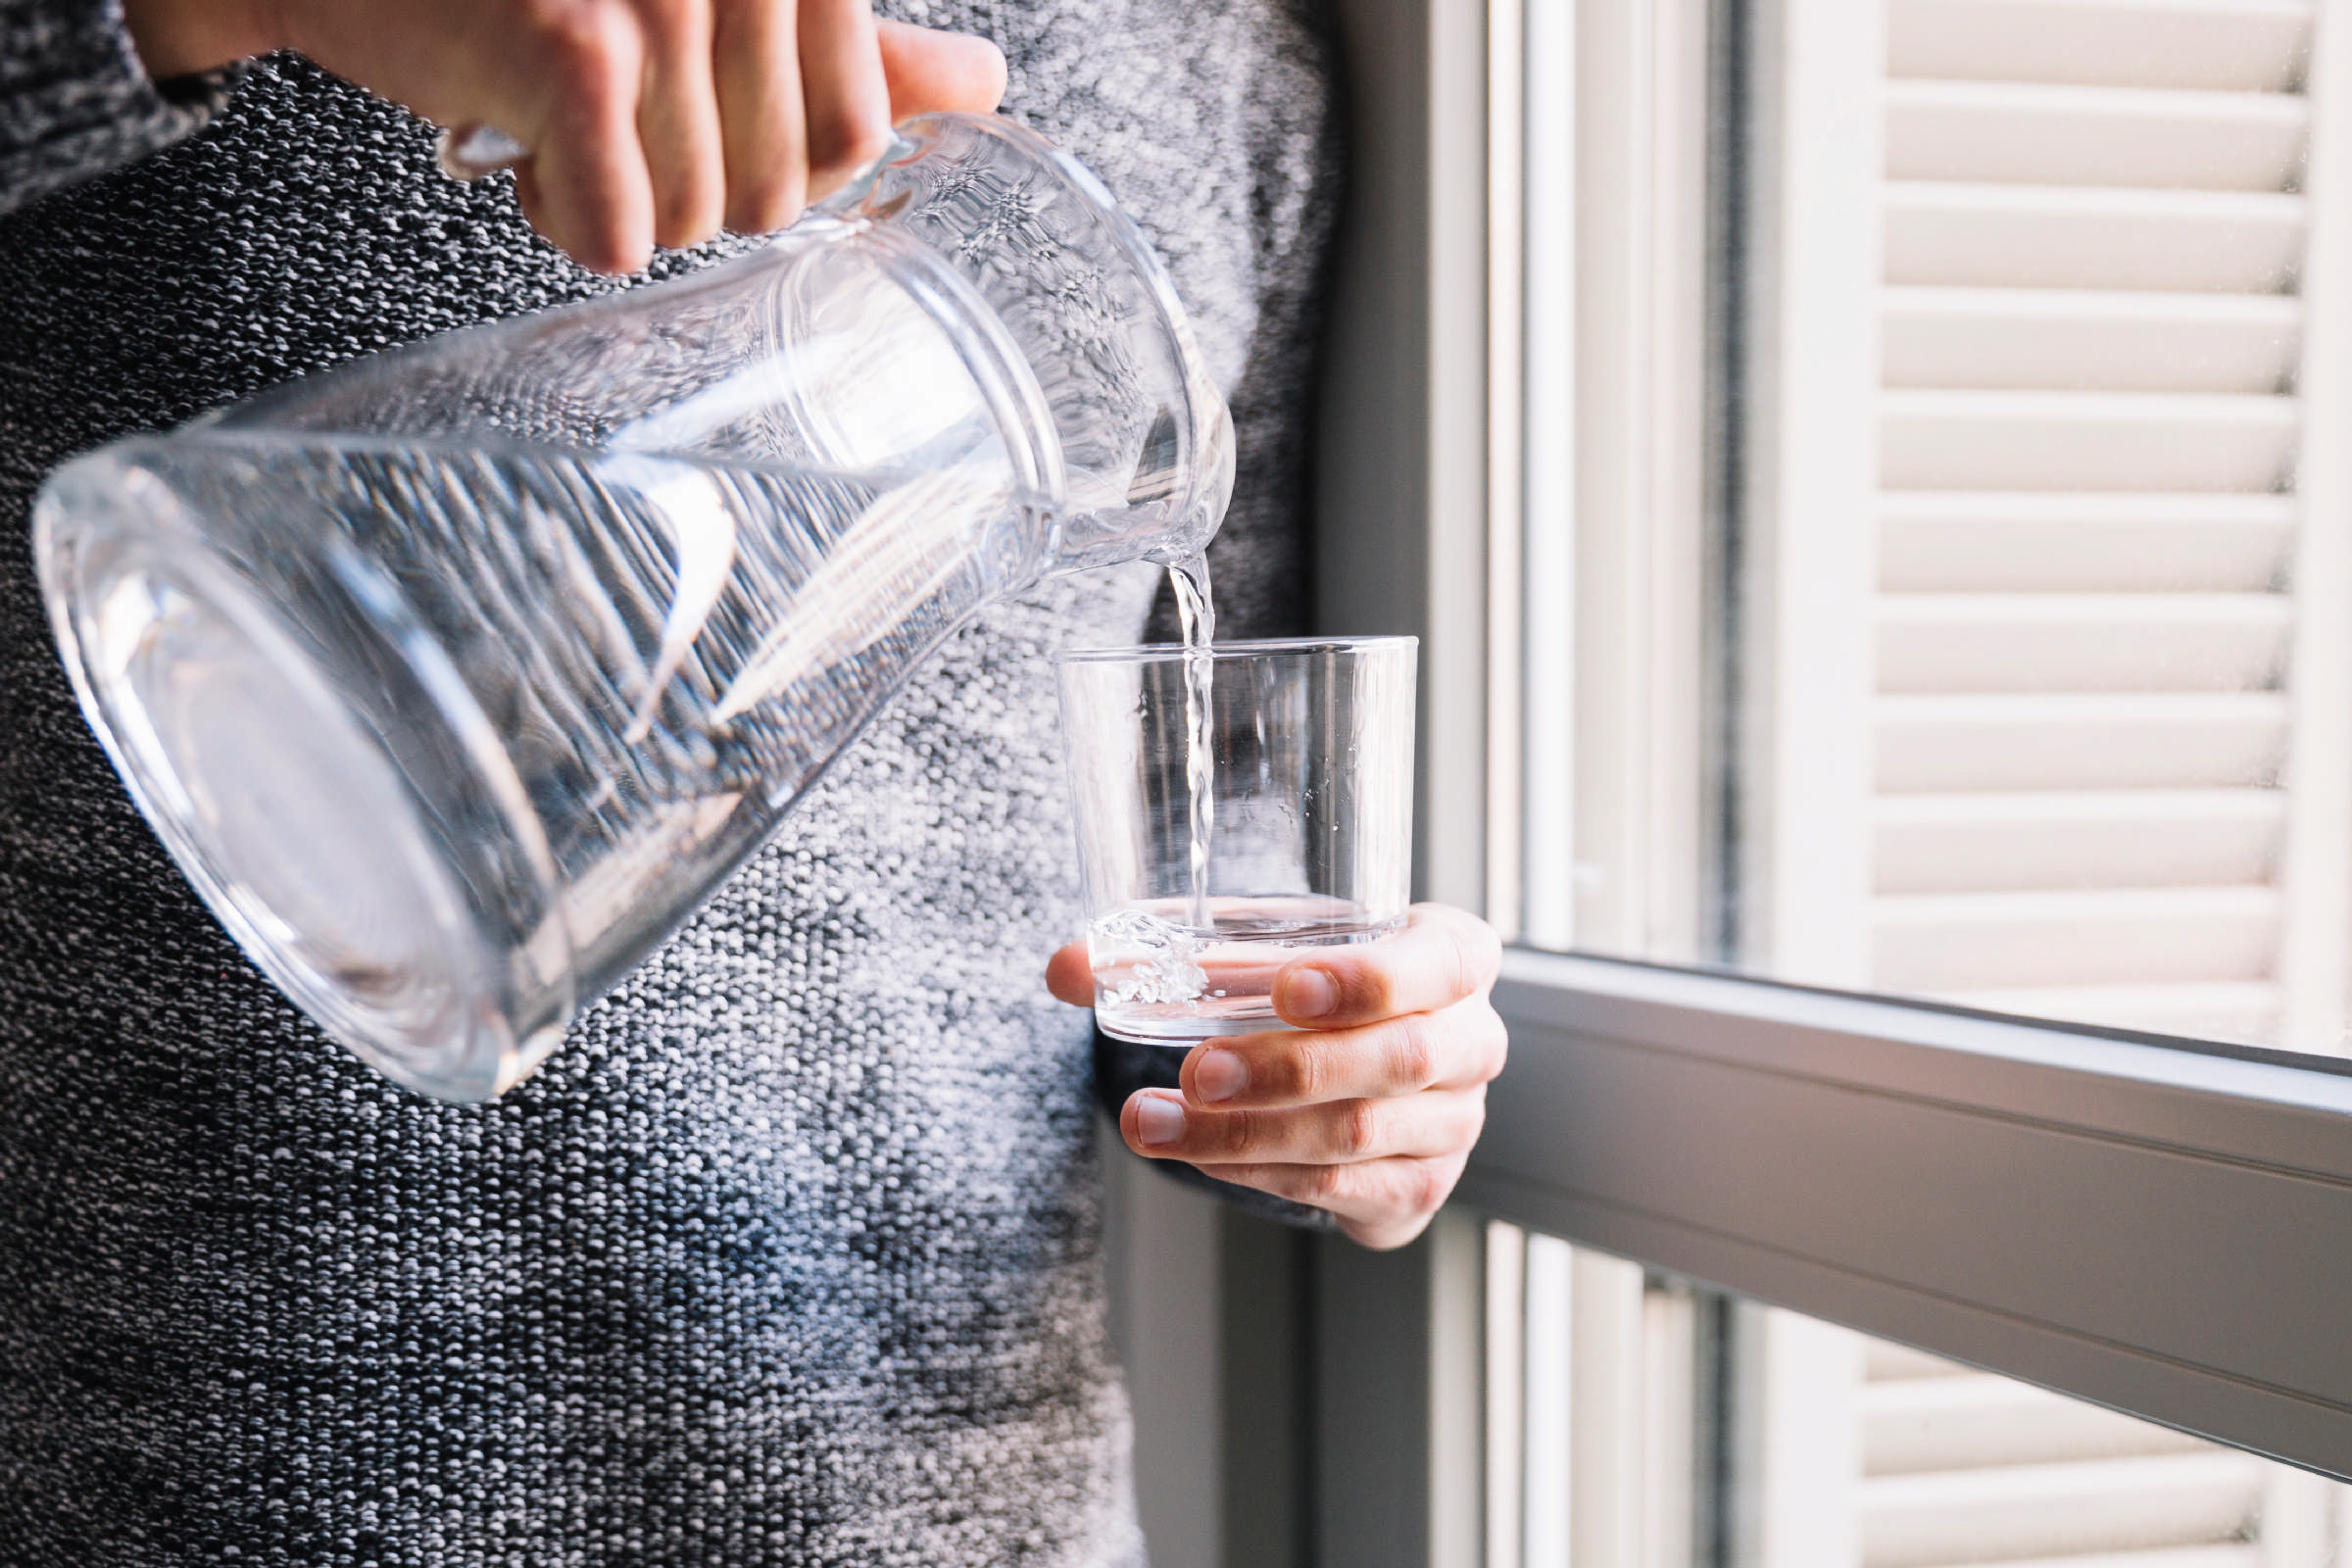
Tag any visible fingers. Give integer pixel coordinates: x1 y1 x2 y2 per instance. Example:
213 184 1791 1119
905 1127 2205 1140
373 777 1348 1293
876 21 1008 117
521 6 657 273
635 0 726 249
1104 902 1502 1250
712 0 807 233
794 0 894 205
285 0 995 267
1123 1082 1489 1167
1272 903 1502 1029
1046 942 1094 1007
1175 993 1507 1108
716 5 978 237
1204 1152 1470 1252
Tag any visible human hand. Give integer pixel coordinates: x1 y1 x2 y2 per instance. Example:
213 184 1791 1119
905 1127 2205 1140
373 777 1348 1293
1049 904 1506 1251
120 0 1007 272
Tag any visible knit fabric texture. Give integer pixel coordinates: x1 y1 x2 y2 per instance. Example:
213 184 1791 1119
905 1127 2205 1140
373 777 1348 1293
0 0 239 218
0 3 1341 1562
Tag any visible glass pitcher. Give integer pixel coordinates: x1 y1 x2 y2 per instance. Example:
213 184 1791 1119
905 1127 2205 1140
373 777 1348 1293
32 111 1233 1102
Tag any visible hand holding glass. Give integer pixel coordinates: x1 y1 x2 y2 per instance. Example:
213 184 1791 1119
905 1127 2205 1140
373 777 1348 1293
1055 637 1417 1044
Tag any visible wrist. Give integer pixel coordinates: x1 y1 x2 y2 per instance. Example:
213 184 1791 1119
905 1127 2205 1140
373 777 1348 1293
121 0 281 79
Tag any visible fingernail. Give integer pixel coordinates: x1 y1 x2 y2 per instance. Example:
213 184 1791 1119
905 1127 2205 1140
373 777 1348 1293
1195 1049 1248 1103
1136 1095 1187 1147
1284 967 1340 1020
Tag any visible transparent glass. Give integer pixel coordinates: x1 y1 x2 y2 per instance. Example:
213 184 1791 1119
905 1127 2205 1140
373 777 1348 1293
1054 636 1416 1044
1485 1225 2352 1568
32 111 1235 1102
1495 0 2350 1060
1468 5 2352 1562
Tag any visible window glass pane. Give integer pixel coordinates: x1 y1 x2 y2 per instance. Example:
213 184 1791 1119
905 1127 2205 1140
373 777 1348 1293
1512 0 2352 1056
1485 1224 2352 1568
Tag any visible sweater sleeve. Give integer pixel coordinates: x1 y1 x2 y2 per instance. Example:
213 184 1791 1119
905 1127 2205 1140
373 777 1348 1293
1093 1026 1341 1231
0 0 241 217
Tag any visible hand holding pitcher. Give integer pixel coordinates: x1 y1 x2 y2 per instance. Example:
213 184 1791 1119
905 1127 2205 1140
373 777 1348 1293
122 0 1006 270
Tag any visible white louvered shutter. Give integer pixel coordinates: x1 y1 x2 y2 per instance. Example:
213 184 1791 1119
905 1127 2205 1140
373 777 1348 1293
1853 1339 2279 1568
1750 0 2352 1562
1866 0 2340 1044
1753 1317 2344 1568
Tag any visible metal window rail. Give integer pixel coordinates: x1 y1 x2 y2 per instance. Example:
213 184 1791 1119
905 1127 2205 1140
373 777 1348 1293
1464 947 2352 1482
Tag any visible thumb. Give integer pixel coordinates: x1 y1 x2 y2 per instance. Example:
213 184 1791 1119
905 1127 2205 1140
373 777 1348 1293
878 23 1009 119
1046 942 1095 1007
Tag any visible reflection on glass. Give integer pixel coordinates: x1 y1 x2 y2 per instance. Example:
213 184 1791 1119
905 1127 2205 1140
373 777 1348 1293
1529 0 2352 1056
1857 0 2311 1048
1486 1225 2352 1568
1795 0 2327 1050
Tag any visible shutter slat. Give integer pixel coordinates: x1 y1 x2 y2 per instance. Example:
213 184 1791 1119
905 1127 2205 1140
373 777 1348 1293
1888 0 2312 92
1885 183 2305 291
1922 1550 2257 1568
1869 1342 1971 1380
1933 979 2280 1038
1859 1452 2267 1568
1877 693 2288 791
1886 80 2308 191
1875 788 2282 890
1876 592 2290 692
1864 1374 2214 1476
1882 287 2299 393
1872 885 2278 987
1880 492 2296 591
1882 390 2298 491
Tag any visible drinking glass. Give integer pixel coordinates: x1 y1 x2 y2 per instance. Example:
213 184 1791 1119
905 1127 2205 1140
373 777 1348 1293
1054 636 1417 1044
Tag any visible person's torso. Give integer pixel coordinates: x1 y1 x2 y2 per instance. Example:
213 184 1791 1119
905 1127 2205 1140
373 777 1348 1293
0 8 1335 1560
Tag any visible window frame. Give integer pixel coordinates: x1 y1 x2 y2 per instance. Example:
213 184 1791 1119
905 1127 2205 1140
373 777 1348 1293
1303 0 2352 1561
1474 950 2352 1479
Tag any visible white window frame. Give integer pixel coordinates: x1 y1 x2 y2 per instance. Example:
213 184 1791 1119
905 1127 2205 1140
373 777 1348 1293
1299 0 2352 1564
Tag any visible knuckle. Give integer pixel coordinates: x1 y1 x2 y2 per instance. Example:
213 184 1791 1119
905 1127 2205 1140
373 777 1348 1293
1404 1160 1448 1217
1299 1162 1348 1206
631 0 696 36
1291 1037 1335 1103
537 3 636 92
1338 1099 1383 1158
662 216 722 252
1472 915 1503 981
1347 962 1398 1019
1214 1106 1261 1159
1458 1088 1489 1145
728 177 804 235
657 184 723 246
1452 937 1481 1000
808 114 893 182
1250 1164 1305 1203
1246 1162 1308 1203
1389 1014 1440 1092
573 220 641 273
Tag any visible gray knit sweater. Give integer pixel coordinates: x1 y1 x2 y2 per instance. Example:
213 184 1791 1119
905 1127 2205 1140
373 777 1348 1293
0 3 1340 1562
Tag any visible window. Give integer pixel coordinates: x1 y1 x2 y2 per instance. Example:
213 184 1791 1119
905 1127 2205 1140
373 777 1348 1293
1486 1227 2352 1568
1289 0 2352 1565
1715 0 2347 1045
